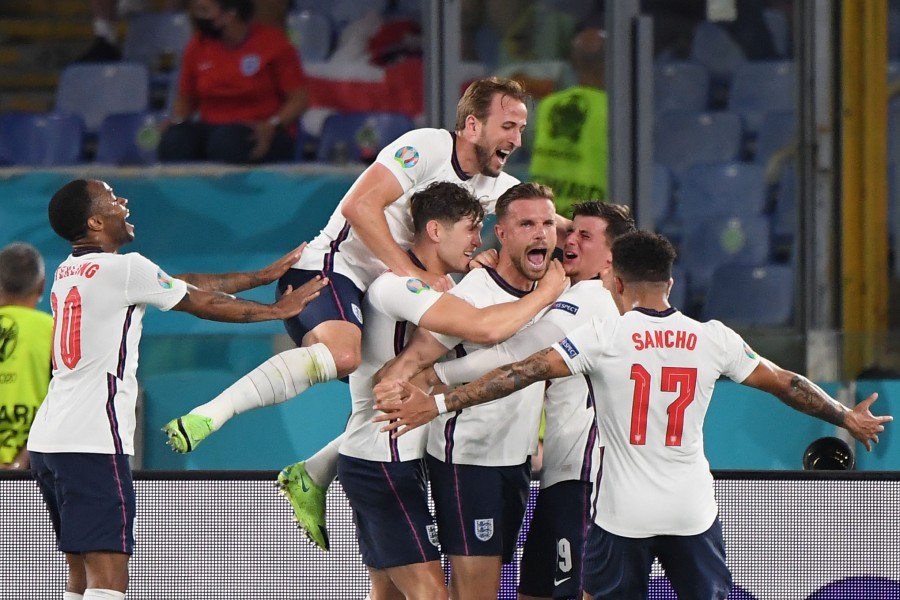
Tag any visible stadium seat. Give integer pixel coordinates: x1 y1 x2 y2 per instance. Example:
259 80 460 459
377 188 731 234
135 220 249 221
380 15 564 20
95 111 165 165
772 163 797 251
653 61 710 114
679 214 772 300
651 162 673 229
702 263 794 327
675 162 768 224
727 60 795 135
56 62 151 133
763 8 790 58
689 21 746 88
316 111 415 163
286 10 333 63
653 110 743 176
294 0 388 31
122 12 191 82
753 109 796 166
0 112 85 166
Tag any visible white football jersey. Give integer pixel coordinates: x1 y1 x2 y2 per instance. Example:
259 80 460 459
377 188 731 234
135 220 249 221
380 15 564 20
340 267 444 462
553 308 760 538
427 268 546 467
28 251 187 455
295 128 519 290
540 279 618 489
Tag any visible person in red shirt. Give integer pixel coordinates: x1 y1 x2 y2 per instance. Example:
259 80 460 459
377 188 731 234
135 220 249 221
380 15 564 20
159 0 309 164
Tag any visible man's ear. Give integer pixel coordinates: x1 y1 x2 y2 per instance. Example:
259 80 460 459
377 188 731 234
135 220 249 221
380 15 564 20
86 214 103 232
614 275 625 296
425 219 442 243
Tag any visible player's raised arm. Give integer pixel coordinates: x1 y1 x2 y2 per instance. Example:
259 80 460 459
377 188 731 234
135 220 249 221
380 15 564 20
741 357 893 450
175 243 308 294
172 276 327 323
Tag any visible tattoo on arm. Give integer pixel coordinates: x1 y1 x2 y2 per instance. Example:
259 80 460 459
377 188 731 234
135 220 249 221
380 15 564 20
445 348 558 412
780 375 847 426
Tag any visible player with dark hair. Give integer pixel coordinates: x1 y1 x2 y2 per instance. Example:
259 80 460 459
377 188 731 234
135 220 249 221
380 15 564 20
338 180 565 600
374 230 891 599
28 179 326 600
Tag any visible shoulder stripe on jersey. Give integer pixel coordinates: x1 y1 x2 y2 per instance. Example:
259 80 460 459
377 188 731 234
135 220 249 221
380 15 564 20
105 373 125 454
485 267 533 298
379 462 431 561
323 221 352 273
591 446 604 522
580 375 598 482
116 305 136 380
449 132 471 181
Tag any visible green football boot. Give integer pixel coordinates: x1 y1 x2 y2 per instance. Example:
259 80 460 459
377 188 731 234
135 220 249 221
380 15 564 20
276 461 330 551
162 414 214 453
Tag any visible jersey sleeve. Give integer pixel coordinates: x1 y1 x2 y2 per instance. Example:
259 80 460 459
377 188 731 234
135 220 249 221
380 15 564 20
374 128 452 193
711 320 762 383
123 254 188 311
367 273 444 325
551 316 607 376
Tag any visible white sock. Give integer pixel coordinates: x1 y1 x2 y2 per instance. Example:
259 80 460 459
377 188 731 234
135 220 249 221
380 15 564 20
190 343 338 431
83 590 125 600
92 19 118 44
304 433 344 488
63 593 84 600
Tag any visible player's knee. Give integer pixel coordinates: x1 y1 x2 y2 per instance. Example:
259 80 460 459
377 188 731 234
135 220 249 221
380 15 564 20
330 346 361 378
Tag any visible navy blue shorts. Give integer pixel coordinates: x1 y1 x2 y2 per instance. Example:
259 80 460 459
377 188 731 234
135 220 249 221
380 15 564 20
426 454 531 564
582 517 732 600
277 268 364 346
337 454 440 569
30 452 135 554
518 480 593 599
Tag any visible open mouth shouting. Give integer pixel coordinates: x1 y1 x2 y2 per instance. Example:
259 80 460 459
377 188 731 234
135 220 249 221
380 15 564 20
526 246 549 272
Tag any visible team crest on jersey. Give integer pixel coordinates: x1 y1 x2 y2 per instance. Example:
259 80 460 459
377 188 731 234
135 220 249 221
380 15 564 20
393 146 419 168
426 524 440 547
157 270 174 289
240 54 261 76
474 518 494 541
551 301 579 315
558 337 579 358
405 278 430 294
743 343 757 359
352 303 364 324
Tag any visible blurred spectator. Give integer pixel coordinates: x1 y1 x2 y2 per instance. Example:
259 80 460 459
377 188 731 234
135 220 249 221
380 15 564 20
158 0 309 164
529 26 608 217
0 243 52 471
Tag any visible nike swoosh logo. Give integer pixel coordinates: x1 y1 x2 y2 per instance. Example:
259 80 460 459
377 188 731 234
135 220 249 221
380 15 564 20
300 474 310 492
553 577 571 586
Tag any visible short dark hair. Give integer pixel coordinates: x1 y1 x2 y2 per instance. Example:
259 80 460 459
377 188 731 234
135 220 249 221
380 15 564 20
455 77 529 131
410 181 484 234
571 201 636 244
495 182 554 222
48 179 94 242
0 242 44 296
216 0 254 22
612 231 676 283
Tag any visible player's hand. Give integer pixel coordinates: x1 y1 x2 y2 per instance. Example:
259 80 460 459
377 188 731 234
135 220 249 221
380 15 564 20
255 242 307 285
843 393 893 451
536 259 568 302
249 120 277 161
372 380 439 437
272 276 328 319
468 248 498 270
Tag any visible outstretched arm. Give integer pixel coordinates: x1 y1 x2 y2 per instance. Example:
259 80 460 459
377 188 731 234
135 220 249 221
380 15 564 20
172 276 327 323
176 243 307 294
742 357 893 450
373 347 572 436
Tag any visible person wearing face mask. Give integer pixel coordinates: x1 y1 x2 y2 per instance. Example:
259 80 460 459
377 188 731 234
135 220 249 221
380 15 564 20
158 0 309 164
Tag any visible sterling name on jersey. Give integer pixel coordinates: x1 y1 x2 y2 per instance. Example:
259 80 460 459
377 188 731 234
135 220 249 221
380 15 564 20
553 308 760 538
540 279 618 489
428 268 546 467
28 251 187 455
295 128 519 290
340 270 445 462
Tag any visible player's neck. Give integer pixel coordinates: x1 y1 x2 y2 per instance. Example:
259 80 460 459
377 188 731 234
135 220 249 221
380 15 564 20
0 294 39 309
626 293 670 313
412 245 450 278
495 259 534 292
453 134 480 177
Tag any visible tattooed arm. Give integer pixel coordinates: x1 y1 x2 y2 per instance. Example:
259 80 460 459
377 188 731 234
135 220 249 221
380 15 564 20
172 276 327 323
741 357 892 450
175 243 306 294
372 347 572 436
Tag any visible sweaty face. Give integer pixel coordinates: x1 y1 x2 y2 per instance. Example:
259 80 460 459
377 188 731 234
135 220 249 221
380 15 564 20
437 215 483 274
497 198 557 282
88 180 134 246
563 215 612 283
472 94 527 177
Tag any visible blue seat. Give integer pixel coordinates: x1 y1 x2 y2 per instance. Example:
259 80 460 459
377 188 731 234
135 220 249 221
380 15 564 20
0 112 85 166
56 62 150 133
316 112 415 163
286 10 333 63
772 163 797 250
754 109 796 166
122 12 191 83
702 263 794 326
680 214 772 299
653 110 743 176
689 21 746 88
727 60 795 135
96 111 165 165
675 162 768 224
294 0 388 30
654 61 710 114
763 8 791 58
651 162 673 228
